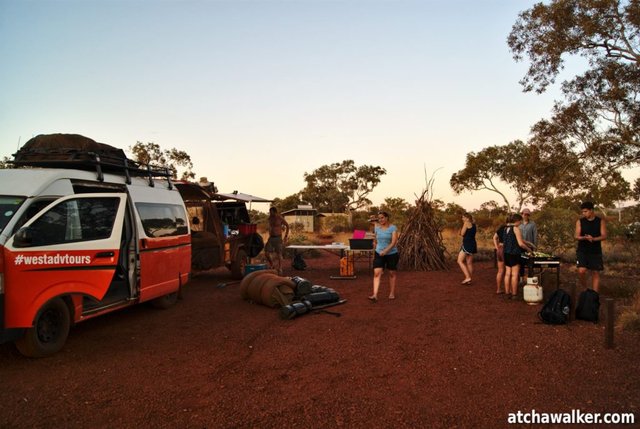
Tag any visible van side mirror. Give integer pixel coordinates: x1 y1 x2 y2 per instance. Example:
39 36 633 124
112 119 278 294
13 227 34 248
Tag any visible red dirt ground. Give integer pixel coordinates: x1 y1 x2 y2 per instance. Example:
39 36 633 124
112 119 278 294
1 254 639 429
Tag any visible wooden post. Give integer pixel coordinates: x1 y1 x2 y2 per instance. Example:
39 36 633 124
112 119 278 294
605 298 615 349
569 282 577 321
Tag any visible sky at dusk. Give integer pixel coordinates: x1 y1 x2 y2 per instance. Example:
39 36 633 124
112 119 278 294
1 0 626 211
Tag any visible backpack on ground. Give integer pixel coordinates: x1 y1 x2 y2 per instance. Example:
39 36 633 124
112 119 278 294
538 289 571 325
576 289 600 323
292 253 307 270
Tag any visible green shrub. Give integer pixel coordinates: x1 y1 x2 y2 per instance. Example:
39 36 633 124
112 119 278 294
535 206 576 254
323 215 350 233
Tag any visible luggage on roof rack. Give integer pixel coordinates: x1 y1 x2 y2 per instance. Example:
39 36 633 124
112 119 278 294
11 133 173 187
14 133 127 163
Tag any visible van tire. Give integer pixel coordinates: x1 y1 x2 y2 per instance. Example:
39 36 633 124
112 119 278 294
151 291 179 309
16 298 71 358
230 249 248 279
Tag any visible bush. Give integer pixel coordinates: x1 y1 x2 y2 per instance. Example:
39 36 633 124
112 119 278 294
323 215 350 233
618 311 640 332
288 222 308 243
618 292 640 332
601 280 639 299
535 207 576 254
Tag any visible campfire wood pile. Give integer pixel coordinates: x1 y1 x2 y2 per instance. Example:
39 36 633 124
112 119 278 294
397 188 449 271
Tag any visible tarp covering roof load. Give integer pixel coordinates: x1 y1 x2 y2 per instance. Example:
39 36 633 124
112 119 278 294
10 134 174 185
13 133 127 164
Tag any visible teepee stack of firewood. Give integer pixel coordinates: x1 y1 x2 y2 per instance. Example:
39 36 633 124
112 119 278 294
397 186 449 271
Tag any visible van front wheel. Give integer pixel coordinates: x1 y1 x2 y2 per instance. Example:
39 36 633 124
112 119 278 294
16 298 71 358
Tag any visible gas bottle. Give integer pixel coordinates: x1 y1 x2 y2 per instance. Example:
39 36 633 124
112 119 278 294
523 277 543 305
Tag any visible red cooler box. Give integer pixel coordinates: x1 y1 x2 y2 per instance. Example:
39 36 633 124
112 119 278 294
238 223 257 235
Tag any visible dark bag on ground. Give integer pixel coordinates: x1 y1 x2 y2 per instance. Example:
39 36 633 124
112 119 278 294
539 289 571 325
576 289 600 323
292 253 307 270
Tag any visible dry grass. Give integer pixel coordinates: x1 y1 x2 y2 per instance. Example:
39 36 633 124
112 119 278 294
617 291 640 332
442 228 495 261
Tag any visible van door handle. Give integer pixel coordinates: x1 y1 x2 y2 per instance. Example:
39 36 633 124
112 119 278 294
95 251 115 258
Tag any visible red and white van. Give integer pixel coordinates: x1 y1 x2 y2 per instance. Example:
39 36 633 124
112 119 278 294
0 166 191 357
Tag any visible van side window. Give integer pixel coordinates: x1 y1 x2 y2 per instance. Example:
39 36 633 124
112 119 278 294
0 196 25 234
136 203 188 238
25 197 120 247
11 198 56 235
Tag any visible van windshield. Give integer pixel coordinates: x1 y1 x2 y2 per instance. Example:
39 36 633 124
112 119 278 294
0 196 26 234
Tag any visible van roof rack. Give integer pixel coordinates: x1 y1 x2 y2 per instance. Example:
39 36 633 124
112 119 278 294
11 134 174 189
11 149 174 189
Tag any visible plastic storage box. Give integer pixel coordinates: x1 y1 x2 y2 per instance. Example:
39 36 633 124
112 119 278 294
349 239 374 250
244 263 268 276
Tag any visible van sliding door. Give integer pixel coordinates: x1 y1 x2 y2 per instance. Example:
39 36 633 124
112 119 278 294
3 193 127 327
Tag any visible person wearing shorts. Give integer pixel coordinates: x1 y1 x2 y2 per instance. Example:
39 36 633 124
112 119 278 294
575 201 607 292
265 207 289 275
493 215 510 294
502 214 533 299
368 211 399 303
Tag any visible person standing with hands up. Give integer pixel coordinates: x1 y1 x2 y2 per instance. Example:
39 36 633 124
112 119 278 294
575 201 607 292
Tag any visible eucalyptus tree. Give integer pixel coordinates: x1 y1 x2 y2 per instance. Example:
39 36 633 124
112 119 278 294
129 141 195 180
508 0 640 172
300 160 386 214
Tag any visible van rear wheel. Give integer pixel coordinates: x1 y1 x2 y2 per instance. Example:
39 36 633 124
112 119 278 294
16 298 71 358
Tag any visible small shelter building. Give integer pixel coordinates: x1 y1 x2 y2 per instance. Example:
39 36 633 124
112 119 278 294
282 205 321 232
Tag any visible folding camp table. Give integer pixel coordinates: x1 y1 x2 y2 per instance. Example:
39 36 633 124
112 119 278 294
521 255 561 289
286 244 362 279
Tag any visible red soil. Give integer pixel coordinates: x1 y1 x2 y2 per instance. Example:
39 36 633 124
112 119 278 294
1 254 638 428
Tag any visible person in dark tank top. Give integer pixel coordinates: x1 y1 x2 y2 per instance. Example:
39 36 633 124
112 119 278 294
457 212 477 285
575 201 607 292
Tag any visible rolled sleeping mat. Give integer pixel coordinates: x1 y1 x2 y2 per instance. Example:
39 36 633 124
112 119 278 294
279 300 313 320
260 277 295 308
310 285 335 294
246 273 281 303
303 290 341 307
240 269 277 300
290 276 313 297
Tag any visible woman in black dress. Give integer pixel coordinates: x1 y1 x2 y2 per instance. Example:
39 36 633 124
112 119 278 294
457 212 477 285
